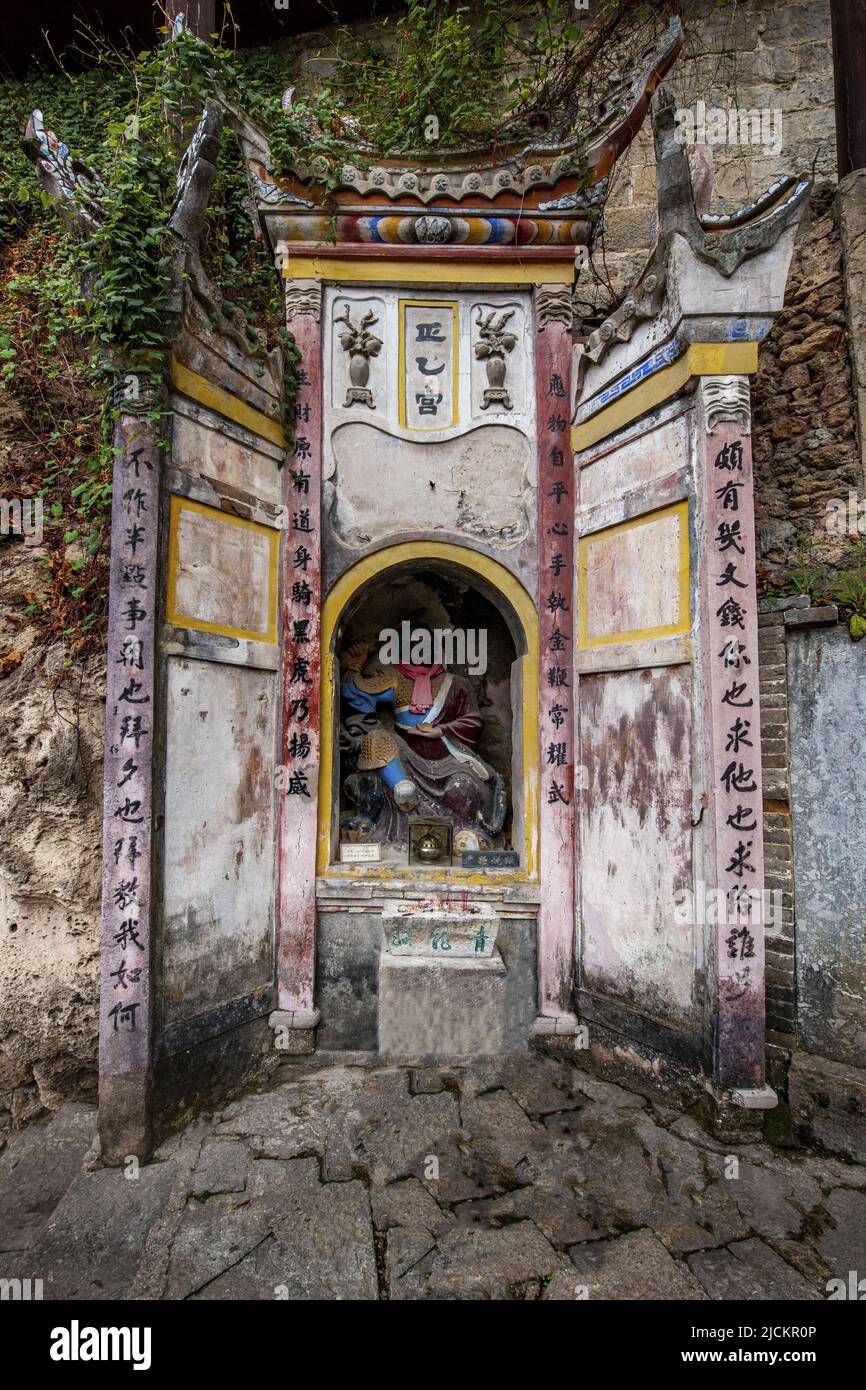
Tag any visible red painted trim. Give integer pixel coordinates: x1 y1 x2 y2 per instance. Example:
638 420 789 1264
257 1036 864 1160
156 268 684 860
281 243 581 264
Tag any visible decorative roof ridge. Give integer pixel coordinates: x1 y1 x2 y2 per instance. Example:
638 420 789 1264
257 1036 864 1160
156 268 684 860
229 17 684 215
584 86 813 365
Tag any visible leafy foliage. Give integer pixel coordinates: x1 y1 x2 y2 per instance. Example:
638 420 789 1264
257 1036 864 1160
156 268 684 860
264 0 664 184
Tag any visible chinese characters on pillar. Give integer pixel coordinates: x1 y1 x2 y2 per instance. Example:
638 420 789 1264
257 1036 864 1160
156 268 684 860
543 373 573 815
284 379 317 804
276 289 323 1015
707 426 763 1005
535 294 576 1017
99 422 159 1075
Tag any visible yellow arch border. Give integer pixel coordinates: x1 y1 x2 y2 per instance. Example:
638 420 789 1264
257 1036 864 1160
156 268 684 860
318 541 539 882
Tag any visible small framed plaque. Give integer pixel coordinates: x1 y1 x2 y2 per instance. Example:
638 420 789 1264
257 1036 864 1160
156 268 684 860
340 843 381 864
461 849 519 868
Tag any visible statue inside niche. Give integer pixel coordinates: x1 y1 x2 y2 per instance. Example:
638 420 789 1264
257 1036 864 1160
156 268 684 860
338 624 507 850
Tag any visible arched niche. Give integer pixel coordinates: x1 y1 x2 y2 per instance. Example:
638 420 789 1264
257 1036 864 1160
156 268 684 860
318 542 539 881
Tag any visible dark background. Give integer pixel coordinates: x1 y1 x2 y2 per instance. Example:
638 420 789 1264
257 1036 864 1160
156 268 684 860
0 1 396 76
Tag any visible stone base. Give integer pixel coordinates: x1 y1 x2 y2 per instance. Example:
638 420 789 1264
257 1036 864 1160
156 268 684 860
788 1050 866 1163
269 1010 319 1056
378 950 507 1058
98 1070 152 1167
535 1019 777 1142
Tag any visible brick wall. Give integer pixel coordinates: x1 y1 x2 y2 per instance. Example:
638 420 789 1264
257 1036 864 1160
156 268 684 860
752 185 862 575
758 596 800 1043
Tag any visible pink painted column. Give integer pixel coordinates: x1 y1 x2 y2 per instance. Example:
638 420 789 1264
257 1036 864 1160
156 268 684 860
274 279 323 1039
98 410 161 1163
698 377 767 1093
534 284 578 1028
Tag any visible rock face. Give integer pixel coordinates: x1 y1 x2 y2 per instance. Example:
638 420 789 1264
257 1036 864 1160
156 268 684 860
752 185 861 574
0 540 104 1126
582 0 852 577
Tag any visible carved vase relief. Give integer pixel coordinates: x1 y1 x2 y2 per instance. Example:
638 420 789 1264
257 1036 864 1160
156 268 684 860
474 308 517 410
335 305 382 409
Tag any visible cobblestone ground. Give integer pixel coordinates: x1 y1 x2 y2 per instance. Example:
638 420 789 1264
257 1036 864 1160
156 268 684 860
2 1056 865 1300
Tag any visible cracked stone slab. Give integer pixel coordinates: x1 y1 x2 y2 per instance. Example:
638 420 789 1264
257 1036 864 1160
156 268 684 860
0 1102 96 1250
813 1188 866 1279
459 1088 550 1189
27 1159 177 1300
370 1177 452 1235
460 1055 582 1117
558 1112 744 1255
309 1069 461 1184
797 1156 866 1193
570 1072 650 1110
188 1141 250 1198
723 1159 822 1241
569 1228 707 1300
166 1157 376 1300
688 1237 821 1300
214 1086 324 1161
389 1220 568 1300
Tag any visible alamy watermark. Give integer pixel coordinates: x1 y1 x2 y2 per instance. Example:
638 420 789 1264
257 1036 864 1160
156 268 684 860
0 496 43 545
674 883 783 929
825 491 866 536
674 99 783 157
378 621 488 676
0 1276 43 1300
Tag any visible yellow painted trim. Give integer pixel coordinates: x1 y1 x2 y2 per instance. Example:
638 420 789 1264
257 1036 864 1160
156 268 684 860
282 255 575 286
397 299 459 431
318 542 539 881
170 358 286 449
571 341 759 453
578 500 691 649
167 494 280 644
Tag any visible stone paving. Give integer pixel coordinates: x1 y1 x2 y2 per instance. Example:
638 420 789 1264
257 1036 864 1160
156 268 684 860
1 1055 865 1300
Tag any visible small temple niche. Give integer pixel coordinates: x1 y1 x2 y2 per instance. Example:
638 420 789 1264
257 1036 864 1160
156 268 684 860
332 564 522 870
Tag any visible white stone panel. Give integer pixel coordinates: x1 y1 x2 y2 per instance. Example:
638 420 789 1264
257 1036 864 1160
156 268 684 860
329 421 532 546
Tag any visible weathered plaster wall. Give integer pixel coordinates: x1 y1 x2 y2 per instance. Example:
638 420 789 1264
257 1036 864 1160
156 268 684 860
788 622 866 1068
0 545 103 1127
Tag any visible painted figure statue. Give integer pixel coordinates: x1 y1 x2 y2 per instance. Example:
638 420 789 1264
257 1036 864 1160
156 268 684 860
339 628 507 848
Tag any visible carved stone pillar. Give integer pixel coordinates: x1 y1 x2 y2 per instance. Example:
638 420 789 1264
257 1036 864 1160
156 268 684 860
533 284 579 1031
698 375 769 1098
272 276 323 1049
98 411 161 1163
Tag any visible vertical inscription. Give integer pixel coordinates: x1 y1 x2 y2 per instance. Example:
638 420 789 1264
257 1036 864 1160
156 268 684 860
98 415 160 1149
701 378 766 1090
277 281 323 1017
399 299 458 431
535 286 577 1021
